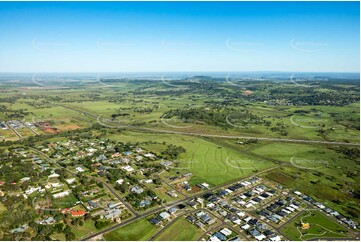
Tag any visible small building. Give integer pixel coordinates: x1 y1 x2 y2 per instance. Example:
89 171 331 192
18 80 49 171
149 217 162 226
104 208 122 220
88 200 99 209
186 215 196 223
301 223 310 230
168 207 177 214
143 179 153 184
159 212 171 220
66 178 76 184
122 165 135 172
220 228 232 237
76 167 85 173
71 210 86 217
10 224 29 233
20 177 31 182
139 200 151 207
53 190 71 198
212 232 227 241
167 190 178 198
48 173 60 178
37 217 55 225
130 186 144 194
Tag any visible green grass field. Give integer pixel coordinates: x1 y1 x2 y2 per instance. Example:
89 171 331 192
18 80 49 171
71 220 99 239
50 232 66 241
0 202 7 213
52 194 79 208
154 217 203 241
104 218 158 241
280 210 350 240
108 131 276 186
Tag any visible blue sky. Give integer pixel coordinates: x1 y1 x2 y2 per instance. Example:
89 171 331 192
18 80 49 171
0 1 359 73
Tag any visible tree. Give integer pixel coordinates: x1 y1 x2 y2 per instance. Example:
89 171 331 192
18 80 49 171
66 232 75 241
63 226 71 234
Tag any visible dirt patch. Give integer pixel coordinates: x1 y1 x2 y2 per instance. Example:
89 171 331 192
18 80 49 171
243 90 254 96
190 185 201 193
57 124 80 131
36 122 59 134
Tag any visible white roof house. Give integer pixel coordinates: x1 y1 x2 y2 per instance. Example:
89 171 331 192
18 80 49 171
66 178 76 184
270 235 281 241
159 212 170 220
255 234 266 241
241 224 251 230
294 191 302 196
130 186 143 194
144 153 156 158
53 190 71 199
210 236 221 241
237 211 245 217
122 165 134 172
201 183 210 188
45 182 62 189
48 173 60 178
143 179 153 184
25 186 42 195
20 177 31 182
76 167 85 173
220 228 232 236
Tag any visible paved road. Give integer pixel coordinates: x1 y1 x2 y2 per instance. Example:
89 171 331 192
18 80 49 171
88 176 139 216
6 122 22 139
21 121 39 136
58 104 359 147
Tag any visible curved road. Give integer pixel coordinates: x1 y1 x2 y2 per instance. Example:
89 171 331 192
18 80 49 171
57 104 359 147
